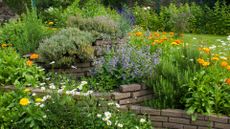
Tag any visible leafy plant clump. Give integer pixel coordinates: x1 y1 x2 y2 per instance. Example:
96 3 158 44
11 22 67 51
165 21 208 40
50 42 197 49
0 48 45 87
0 9 53 55
67 15 124 40
37 28 95 68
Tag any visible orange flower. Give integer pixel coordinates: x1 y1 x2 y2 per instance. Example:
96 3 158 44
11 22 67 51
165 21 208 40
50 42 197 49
135 32 143 37
162 32 167 35
227 66 230 71
202 48 210 54
175 40 182 44
169 32 174 36
201 61 210 67
221 61 228 67
225 78 230 85
211 57 219 61
154 32 160 37
151 42 155 46
26 60 33 67
197 58 205 64
154 40 159 43
30 53 39 60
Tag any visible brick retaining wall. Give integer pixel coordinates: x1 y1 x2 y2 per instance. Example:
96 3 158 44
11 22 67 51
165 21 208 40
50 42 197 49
2 84 230 129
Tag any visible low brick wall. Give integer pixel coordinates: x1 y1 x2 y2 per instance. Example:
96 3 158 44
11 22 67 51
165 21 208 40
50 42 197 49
2 84 230 129
127 105 230 129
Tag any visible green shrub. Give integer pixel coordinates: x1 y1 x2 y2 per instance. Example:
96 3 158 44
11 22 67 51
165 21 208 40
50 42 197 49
0 48 45 87
145 45 200 109
67 15 123 39
0 9 53 54
37 28 95 68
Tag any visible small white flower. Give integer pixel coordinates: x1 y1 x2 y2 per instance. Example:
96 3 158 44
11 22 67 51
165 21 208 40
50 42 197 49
140 118 146 123
81 81 88 85
45 77 50 81
108 102 114 106
71 65 77 69
35 103 41 106
66 90 71 95
58 89 63 94
49 83 56 89
32 93 36 96
227 35 230 41
102 117 109 121
193 37 197 40
147 6 151 9
43 115 47 119
42 95 51 102
189 59 194 62
40 104 45 108
106 120 112 126
117 123 123 128
41 87 46 91
97 114 102 118
104 112 112 119
115 103 120 108
143 7 147 10
135 126 140 129
49 61 55 65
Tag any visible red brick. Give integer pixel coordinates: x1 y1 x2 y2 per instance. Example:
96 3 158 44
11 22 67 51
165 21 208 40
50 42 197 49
183 125 197 129
92 92 112 100
112 92 131 100
75 63 91 68
152 121 163 127
132 90 153 97
119 95 153 105
150 116 168 122
161 109 186 117
120 84 141 92
141 107 161 116
129 105 141 114
214 122 230 129
191 120 213 127
163 122 183 129
169 117 190 124
206 115 229 123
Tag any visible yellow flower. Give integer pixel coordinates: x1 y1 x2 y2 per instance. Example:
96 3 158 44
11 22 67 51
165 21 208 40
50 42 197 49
19 98 30 106
211 57 219 61
26 60 33 67
171 42 179 45
30 53 39 60
35 98 42 103
1 44 7 48
201 61 210 67
169 32 174 36
24 88 31 93
221 61 228 67
197 58 205 64
48 21 54 25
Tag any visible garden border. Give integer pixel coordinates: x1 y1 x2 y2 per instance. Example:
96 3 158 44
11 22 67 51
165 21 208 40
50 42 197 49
1 84 230 129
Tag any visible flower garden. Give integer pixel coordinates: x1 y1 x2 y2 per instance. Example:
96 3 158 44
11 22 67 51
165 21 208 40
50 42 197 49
0 0 230 128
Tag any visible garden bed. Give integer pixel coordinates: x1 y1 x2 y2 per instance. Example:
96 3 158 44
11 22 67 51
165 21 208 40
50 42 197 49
2 84 230 129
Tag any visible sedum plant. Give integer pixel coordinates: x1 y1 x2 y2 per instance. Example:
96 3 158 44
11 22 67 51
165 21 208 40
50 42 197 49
37 28 95 68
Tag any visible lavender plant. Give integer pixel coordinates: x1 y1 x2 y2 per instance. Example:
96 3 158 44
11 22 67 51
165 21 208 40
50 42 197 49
90 45 159 91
